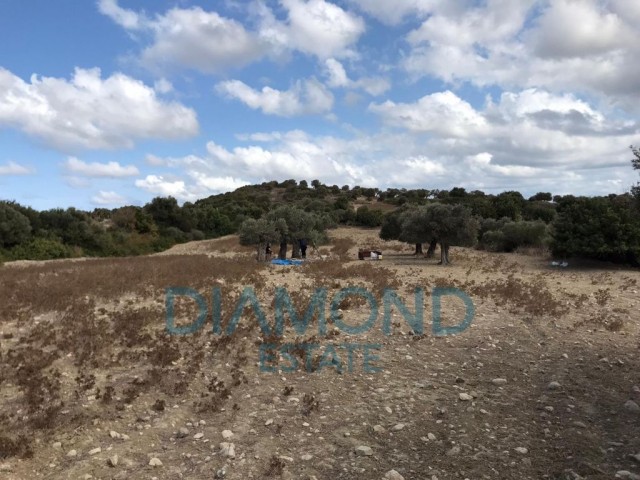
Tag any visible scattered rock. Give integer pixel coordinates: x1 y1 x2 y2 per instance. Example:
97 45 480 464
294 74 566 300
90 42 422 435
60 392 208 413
491 378 507 386
515 447 528 454
221 430 233 439
446 446 461 456
355 446 373 456
67 449 78 457
194 433 204 439
107 455 119 467
220 442 236 458
301 454 313 461
572 421 587 429
562 470 584 480
391 423 405 431
109 431 121 439
616 471 640 480
177 427 189 439
427 433 437 441
385 470 405 480
89 447 101 455
373 425 386 433
149 457 163 467
624 400 640 413
631 453 640 463
548 381 562 391
459 393 473 401
265 419 274 426
52 441 62 449
215 468 226 478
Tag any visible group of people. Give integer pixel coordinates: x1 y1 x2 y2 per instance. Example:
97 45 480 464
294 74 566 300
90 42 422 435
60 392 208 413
265 238 307 260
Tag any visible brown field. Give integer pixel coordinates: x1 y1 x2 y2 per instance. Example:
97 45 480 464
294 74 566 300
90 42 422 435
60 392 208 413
1 227 639 480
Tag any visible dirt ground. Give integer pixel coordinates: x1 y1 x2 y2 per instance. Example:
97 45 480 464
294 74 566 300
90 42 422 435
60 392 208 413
1 227 639 480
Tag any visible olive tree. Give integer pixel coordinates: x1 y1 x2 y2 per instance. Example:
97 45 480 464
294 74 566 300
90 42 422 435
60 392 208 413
400 204 479 265
238 218 282 262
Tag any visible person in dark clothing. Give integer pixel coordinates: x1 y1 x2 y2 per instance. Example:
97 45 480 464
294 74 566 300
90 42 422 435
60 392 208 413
299 238 307 258
265 242 272 260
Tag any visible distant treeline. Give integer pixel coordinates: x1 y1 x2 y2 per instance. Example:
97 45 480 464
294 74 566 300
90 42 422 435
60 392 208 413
1 174 640 265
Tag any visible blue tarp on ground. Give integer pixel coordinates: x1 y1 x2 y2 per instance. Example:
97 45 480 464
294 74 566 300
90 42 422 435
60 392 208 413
271 258 304 266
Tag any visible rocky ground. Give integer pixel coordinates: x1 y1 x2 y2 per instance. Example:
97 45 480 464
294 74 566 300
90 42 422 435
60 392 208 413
0 227 639 480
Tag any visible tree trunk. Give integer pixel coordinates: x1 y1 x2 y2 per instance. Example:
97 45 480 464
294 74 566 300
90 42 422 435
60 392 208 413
426 239 437 258
292 241 301 258
439 243 451 265
413 243 423 255
257 243 266 262
278 241 288 260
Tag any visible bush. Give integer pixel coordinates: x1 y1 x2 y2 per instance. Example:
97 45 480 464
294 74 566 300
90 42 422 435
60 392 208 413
190 229 205 241
481 220 550 252
0 203 32 248
9 238 74 260
552 195 640 264
354 206 384 227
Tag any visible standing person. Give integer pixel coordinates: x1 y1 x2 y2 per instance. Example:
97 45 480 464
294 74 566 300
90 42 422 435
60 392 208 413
265 242 272 261
299 238 308 258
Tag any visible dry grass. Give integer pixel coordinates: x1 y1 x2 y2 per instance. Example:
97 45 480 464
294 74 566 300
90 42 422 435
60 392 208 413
1 229 640 479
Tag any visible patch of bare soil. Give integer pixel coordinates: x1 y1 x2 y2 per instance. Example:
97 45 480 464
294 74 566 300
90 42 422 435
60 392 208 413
0 227 639 480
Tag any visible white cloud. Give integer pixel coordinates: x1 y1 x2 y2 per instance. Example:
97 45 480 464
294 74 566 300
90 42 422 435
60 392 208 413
324 58 350 88
216 78 334 116
99 1 268 72
97 0 143 30
402 0 640 108
63 157 139 177
91 190 127 206
465 153 542 178
0 67 198 151
188 172 250 192
347 0 435 25
369 91 488 137
142 7 267 73
135 175 190 199
0 161 32 175
278 0 365 59
323 58 390 96
531 0 634 59
100 0 365 73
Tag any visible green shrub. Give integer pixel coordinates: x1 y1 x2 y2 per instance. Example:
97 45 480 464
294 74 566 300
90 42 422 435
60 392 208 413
9 238 73 260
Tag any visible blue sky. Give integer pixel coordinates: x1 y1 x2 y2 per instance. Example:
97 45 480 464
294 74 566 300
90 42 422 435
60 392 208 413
1 0 639 210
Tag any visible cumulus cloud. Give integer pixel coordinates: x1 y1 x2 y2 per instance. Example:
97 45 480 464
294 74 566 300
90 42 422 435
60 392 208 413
216 78 334 116
530 0 634 59
142 8 267 73
0 161 32 175
0 67 198 151
63 157 139 177
323 58 390 96
369 88 639 176
402 0 640 108
277 0 365 59
135 175 190 199
91 190 127 206
369 91 488 137
99 0 365 73
347 0 435 25
97 0 143 30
